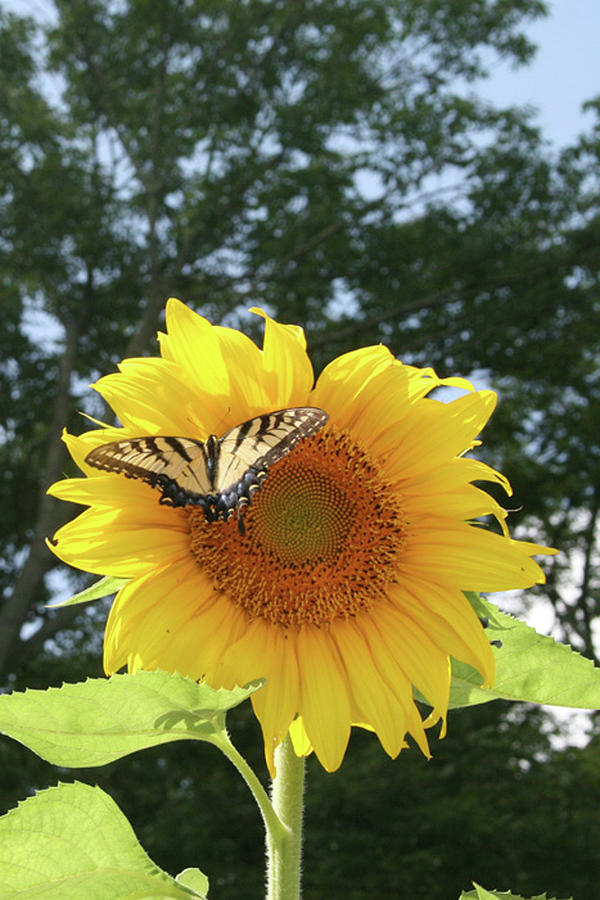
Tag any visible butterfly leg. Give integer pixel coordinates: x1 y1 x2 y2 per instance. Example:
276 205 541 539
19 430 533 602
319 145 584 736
237 507 246 536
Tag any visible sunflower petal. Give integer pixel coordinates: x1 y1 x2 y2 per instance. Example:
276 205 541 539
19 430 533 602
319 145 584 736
296 626 351 772
250 307 314 408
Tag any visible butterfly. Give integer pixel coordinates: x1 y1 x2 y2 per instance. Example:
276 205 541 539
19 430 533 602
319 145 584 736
84 407 329 534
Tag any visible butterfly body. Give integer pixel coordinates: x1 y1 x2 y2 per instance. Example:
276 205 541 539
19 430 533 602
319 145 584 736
85 407 328 533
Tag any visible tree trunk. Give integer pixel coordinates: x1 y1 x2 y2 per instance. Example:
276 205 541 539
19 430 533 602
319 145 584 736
0 315 82 677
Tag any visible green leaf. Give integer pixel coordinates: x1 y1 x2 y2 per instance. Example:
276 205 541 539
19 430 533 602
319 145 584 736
460 884 573 899
46 574 128 608
0 669 263 767
0 781 205 898
464 591 504 626
176 868 209 896
450 598 600 710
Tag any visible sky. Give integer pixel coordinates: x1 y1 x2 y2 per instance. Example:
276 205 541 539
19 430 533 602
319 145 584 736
3 0 599 152
480 0 600 148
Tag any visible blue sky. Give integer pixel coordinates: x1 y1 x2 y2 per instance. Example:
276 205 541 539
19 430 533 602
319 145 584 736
481 0 600 148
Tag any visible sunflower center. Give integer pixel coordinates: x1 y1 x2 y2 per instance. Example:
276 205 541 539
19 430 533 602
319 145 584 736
188 429 406 627
252 465 350 564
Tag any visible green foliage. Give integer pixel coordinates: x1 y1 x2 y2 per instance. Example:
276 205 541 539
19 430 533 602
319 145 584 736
0 645 597 897
176 869 210 897
0 781 207 899
0 682 597 898
302 705 600 899
0 670 263 766
449 597 600 709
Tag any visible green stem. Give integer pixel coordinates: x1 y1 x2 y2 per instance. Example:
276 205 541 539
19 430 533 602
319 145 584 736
267 734 306 900
215 732 287 849
214 731 306 900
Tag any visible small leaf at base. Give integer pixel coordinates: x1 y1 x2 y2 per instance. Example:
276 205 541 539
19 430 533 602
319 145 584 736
0 781 205 898
177 868 210 896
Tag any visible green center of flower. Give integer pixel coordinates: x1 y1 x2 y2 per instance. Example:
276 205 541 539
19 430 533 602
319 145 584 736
251 466 350 564
188 429 406 627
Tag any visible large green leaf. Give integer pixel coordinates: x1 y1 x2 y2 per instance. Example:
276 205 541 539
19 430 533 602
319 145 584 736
450 598 600 710
0 781 207 899
0 669 263 767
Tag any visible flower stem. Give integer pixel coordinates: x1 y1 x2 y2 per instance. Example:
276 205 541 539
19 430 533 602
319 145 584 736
267 734 306 900
214 731 305 899
214 732 287 849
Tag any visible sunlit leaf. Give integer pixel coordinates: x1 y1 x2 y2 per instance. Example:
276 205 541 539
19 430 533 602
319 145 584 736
450 598 600 710
176 868 210 896
0 669 263 767
0 781 205 898
46 574 128 608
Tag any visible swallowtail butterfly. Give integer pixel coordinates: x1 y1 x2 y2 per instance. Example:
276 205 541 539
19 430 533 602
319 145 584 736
85 407 329 534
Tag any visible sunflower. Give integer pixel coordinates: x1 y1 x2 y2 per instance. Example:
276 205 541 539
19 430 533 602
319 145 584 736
48 299 555 773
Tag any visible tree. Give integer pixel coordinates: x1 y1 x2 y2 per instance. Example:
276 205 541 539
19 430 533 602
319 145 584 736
2 0 562 679
2 2 600 896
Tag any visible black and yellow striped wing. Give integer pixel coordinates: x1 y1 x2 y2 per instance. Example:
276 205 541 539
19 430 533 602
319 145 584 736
85 435 212 495
84 407 328 530
216 407 329 491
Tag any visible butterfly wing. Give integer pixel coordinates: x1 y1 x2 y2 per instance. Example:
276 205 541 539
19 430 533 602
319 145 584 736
85 435 211 506
216 407 329 494
84 407 329 524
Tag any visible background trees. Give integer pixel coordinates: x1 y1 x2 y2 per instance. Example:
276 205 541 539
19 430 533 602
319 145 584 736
1 1 599 896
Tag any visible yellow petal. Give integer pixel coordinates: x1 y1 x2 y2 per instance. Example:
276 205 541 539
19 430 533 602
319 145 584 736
296 626 351 772
382 391 497 483
288 716 313 758
49 505 189 578
332 618 409 758
399 479 510 535
94 357 216 435
400 520 556 591
387 580 495 686
158 299 269 429
367 603 450 726
213 624 301 775
250 308 314 408
158 299 230 396
48 473 183 514
311 346 395 434
104 559 245 680
213 325 272 416
403 364 475 401
103 558 202 672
